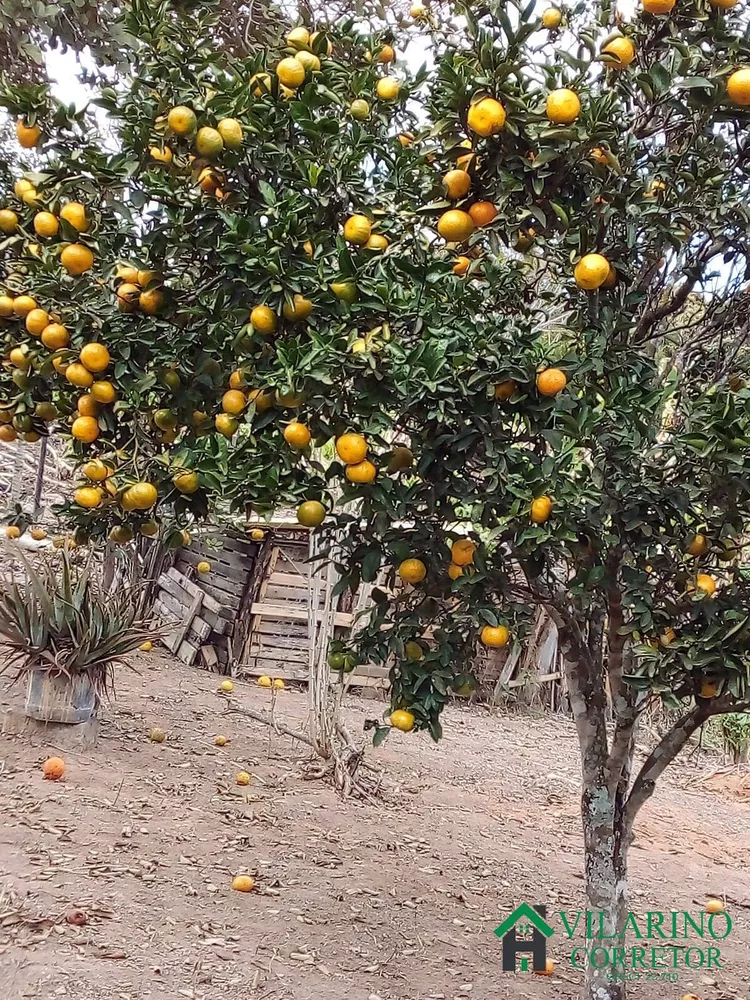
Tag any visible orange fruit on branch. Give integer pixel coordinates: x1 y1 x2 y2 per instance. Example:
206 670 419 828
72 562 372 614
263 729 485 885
71 416 99 443
61 244 94 275
345 459 377 483
398 558 427 584
60 201 89 232
390 709 415 732
80 342 110 373
336 432 368 464
546 88 581 124
531 495 553 524
283 421 312 449
574 253 610 290
467 96 506 136
437 209 475 242
481 625 509 647
468 201 497 227
536 368 567 396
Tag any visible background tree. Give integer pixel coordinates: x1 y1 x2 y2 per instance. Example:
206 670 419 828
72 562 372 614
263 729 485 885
2 1 750 998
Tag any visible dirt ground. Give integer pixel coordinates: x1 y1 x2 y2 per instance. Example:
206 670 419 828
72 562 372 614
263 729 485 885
1 651 749 1000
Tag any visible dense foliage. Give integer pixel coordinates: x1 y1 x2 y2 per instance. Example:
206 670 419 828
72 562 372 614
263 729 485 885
2 0 750 744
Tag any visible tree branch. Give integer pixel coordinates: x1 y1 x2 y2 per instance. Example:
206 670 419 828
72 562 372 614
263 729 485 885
623 695 750 834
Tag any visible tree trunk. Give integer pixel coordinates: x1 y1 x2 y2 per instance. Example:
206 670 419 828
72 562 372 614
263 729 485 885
582 782 629 1000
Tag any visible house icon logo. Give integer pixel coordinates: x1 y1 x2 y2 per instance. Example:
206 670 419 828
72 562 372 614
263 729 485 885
494 903 554 972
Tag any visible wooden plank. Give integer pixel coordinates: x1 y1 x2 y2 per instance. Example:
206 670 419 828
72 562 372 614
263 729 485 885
507 671 561 689
250 602 353 627
176 638 198 666
165 567 223 615
246 644 309 663
199 645 219 670
263 584 315 603
157 572 193 609
174 592 203 650
192 579 241 612
268 571 311 586
180 547 250 583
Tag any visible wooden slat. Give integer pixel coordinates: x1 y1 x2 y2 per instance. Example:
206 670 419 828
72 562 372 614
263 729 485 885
176 638 198 666
154 598 212 642
250 602 353 627
162 568 222 615
180 547 250 583
267 570 311 586
246 644 309 663
263 584 318 603
192 579 241 611
507 671 561 689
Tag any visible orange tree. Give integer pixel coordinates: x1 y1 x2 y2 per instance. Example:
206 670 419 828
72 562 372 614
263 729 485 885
3 0 750 994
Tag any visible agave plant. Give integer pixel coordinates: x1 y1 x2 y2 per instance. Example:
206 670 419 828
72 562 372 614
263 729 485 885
0 548 156 698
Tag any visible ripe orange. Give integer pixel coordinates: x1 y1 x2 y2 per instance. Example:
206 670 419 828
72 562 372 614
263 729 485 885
125 482 158 510
91 380 116 404
642 0 676 12
215 412 239 437
574 253 610 290
250 528 266 541
229 370 247 390
74 486 102 508
437 209 475 243
296 50 321 74
250 305 277 335
139 288 164 315
390 709 415 732
77 394 99 417
248 388 275 411
534 958 556 976
173 471 199 494
541 7 562 27
197 560 211 574
222 389 247 415
706 898 725 914
451 538 476 566
0 295 15 317
448 562 464 580
344 214 372 245
282 294 313 321
345 459 377 483
398 558 427 584
379 44 395 63
366 233 388 251
273 678 285 690
0 209 18 234
25 308 50 336
727 68 750 105
250 72 273 97
283 421 312 449
42 756 65 780
468 201 497 227
601 36 635 69
453 256 471 276
41 323 69 349
13 295 38 318
80 342 110 372
66 363 94 388
695 573 716 596
9 347 30 371
443 169 472 200
71 415 100 443
481 625 509 647
5 524 21 537
82 459 110 482
231 874 256 892
60 201 89 232
149 145 173 164
61 244 94 275
336 432 368 464
287 25 310 48
0 425 17 443
531 495 553 524
16 120 41 148
687 534 709 557
167 105 197 135
236 770 251 785
376 77 401 101
257 675 273 687
546 88 581 125
195 126 224 159
536 368 567 396
467 97 506 137
117 282 140 312
297 500 326 526
277 56 306 88
214 734 229 746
